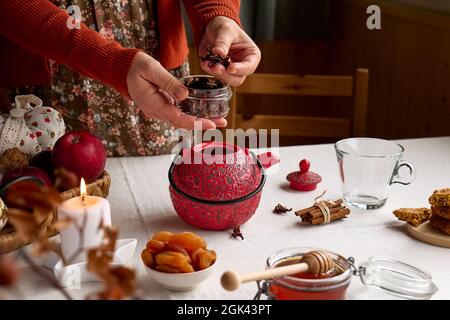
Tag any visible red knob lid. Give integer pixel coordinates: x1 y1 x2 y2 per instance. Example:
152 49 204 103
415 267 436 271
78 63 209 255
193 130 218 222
300 159 310 173
286 159 322 191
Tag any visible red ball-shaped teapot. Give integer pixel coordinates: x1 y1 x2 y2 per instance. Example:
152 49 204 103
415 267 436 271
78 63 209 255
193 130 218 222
169 142 279 230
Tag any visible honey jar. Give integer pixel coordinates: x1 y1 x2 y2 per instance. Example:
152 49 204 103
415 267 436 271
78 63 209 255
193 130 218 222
256 247 438 300
264 247 351 300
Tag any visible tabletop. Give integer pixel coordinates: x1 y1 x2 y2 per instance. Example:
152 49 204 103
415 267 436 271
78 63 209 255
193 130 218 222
11 137 450 300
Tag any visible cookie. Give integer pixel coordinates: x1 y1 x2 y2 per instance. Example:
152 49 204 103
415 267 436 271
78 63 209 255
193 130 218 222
429 214 450 235
393 208 432 227
431 205 450 220
429 188 450 207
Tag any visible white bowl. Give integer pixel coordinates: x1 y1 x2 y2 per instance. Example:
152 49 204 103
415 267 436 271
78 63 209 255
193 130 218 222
144 261 216 291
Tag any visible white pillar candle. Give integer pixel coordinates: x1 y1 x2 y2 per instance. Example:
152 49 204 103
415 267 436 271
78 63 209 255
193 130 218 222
57 179 111 262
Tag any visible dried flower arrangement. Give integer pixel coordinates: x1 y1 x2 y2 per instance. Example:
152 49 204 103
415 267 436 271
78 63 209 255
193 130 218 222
0 177 136 300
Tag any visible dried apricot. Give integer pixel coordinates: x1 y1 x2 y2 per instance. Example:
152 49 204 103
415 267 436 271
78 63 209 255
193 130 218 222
169 232 206 252
152 231 174 242
166 243 191 262
155 265 182 273
190 248 204 270
179 262 194 273
198 249 216 270
141 249 154 267
146 239 166 253
191 248 216 270
155 251 194 273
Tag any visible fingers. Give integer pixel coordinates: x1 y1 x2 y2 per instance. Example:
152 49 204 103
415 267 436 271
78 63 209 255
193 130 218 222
134 84 218 130
201 61 246 86
158 104 218 130
211 27 235 58
129 54 226 130
224 45 261 77
136 84 174 118
141 59 188 101
227 61 258 77
211 117 227 128
138 90 216 130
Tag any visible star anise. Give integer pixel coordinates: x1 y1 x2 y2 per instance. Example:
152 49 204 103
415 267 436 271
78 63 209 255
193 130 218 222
231 226 244 240
273 204 292 214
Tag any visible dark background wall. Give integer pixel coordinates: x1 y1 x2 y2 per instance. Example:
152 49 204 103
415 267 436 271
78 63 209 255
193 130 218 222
183 0 331 42
186 0 450 145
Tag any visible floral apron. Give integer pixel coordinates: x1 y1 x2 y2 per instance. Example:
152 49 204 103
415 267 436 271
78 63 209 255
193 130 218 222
8 0 188 157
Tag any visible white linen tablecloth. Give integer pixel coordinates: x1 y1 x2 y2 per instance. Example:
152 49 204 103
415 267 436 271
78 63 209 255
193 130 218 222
11 137 450 300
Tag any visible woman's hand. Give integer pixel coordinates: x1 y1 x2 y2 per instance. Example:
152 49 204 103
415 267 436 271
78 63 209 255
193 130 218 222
198 16 261 86
127 52 227 129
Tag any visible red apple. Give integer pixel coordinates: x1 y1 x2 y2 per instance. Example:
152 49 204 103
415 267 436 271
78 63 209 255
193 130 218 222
52 131 106 183
1 166 53 187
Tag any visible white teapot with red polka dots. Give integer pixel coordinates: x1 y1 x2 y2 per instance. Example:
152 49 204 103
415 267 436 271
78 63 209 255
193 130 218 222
0 95 66 155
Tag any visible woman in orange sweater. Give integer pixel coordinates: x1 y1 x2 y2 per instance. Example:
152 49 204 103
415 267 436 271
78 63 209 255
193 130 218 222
0 0 260 156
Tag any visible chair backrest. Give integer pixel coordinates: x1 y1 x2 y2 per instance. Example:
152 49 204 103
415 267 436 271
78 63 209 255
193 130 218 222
229 69 369 138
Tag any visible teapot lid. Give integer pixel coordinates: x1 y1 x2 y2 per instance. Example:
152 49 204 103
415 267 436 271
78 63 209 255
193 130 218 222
169 142 263 201
286 159 322 191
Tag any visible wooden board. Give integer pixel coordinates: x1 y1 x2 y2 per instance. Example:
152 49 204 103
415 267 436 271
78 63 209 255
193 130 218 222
407 221 450 248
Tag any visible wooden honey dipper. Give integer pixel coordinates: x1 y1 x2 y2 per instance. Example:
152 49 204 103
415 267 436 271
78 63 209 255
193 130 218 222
221 250 334 291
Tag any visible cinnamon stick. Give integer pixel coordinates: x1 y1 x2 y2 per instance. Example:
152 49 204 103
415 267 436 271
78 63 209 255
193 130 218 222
295 206 316 217
301 207 345 221
299 208 348 224
310 208 350 225
309 205 346 219
296 199 343 217
295 198 350 225
310 203 344 216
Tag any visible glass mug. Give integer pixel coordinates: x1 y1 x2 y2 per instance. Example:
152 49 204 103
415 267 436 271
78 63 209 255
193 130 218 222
335 138 415 210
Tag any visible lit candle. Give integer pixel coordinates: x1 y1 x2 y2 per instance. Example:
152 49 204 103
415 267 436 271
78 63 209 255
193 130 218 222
58 178 112 262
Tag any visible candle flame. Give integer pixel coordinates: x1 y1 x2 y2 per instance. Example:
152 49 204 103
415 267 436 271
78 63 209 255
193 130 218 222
80 178 87 198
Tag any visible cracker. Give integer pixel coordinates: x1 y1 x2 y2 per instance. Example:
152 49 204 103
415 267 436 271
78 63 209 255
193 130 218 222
430 214 450 235
393 208 432 227
429 188 450 207
431 205 450 220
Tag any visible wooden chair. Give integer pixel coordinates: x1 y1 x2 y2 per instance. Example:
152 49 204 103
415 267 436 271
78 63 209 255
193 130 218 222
229 69 369 138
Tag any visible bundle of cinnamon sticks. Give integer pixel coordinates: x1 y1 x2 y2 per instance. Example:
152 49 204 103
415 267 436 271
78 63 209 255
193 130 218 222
295 199 350 225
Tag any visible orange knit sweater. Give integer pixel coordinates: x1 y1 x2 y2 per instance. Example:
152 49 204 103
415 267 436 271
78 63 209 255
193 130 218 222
0 0 240 97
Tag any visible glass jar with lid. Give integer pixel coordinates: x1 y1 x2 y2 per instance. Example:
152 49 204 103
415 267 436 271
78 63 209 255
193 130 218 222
178 75 232 119
255 247 438 300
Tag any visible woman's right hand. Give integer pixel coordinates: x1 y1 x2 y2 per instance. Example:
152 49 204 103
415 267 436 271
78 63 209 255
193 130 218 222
126 52 227 130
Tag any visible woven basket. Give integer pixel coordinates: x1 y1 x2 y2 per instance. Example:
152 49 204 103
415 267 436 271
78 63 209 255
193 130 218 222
0 171 111 254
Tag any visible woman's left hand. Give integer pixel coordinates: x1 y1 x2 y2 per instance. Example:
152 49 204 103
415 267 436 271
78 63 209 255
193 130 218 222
198 16 261 86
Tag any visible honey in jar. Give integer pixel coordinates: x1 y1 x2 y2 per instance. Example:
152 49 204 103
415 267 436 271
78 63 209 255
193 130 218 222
266 247 352 300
